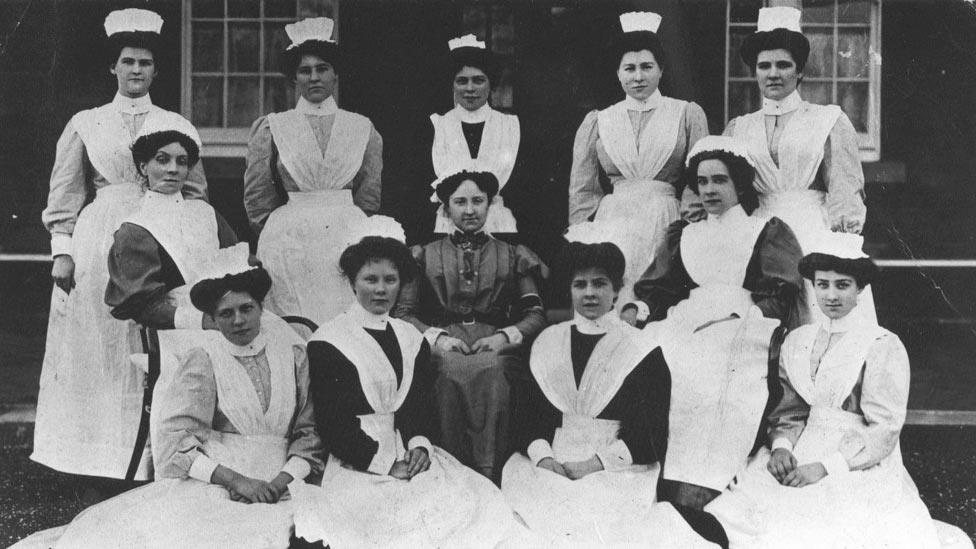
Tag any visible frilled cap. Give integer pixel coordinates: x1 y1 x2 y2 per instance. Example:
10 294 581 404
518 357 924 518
619 11 662 33
798 232 878 286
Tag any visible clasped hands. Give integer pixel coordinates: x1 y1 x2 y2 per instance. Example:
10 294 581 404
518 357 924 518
226 471 292 504
434 332 507 355
388 447 431 480
537 455 604 480
767 448 827 488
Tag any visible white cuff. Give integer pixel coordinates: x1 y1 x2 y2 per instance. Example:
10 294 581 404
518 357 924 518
407 436 433 456
280 456 312 482
821 451 850 477
174 305 204 329
50 233 73 258
595 439 634 472
627 301 650 322
188 454 220 483
499 326 523 345
527 439 555 466
771 438 795 452
423 327 447 348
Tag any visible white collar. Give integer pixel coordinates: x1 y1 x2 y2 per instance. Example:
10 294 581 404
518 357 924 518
113 92 153 115
623 89 662 112
573 310 618 335
346 302 391 330
296 95 338 116
220 330 268 357
821 311 860 334
453 102 492 123
704 203 748 227
143 189 184 207
762 90 802 116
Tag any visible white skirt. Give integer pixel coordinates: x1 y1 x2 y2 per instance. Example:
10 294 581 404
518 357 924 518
257 190 366 327
32 183 149 479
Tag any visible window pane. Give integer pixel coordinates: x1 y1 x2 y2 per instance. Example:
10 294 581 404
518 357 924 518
491 6 515 55
229 23 260 72
192 0 224 19
837 82 869 132
264 23 290 75
800 81 831 105
729 0 763 24
264 77 291 115
227 0 259 18
266 0 297 18
462 7 488 40
491 65 514 109
801 0 834 24
728 27 756 78
837 0 872 24
228 77 260 127
298 0 335 19
805 29 834 78
193 23 223 72
192 77 224 127
837 28 870 78
728 82 759 119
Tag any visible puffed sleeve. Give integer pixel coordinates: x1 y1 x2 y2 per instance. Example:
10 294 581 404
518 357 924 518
41 119 88 258
285 345 325 479
721 116 740 137
767 337 811 452
831 332 909 474
631 220 694 322
153 347 220 480
243 115 285 236
182 162 209 203
105 223 176 328
683 102 709 153
506 244 549 342
821 113 867 234
392 245 444 345
395 341 439 450
568 110 603 225
745 217 805 328
350 125 383 215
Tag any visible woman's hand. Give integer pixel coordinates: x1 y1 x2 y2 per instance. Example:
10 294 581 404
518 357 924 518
562 456 604 480
229 476 278 504
767 448 798 483
404 448 431 478
619 308 638 326
51 255 75 294
470 333 508 354
783 463 827 488
268 472 293 501
537 457 568 477
389 460 412 480
434 334 471 355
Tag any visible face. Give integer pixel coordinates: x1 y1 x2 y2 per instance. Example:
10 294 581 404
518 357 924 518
617 50 662 101
111 47 157 98
756 49 801 101
352 258 401 315
696 159 740 216
295 54 337 104
446 180 490 233
212 291 263 347
571 267 618 320
142 142 190 195
453 66 491 112
813 270 862 320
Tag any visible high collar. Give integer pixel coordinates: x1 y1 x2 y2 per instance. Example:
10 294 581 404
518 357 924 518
346 302 391 330
704 203 748 227
451 230 490 250
573 310 618 335
220 330 268 357
453 102 492 123
113 92 153 115
296 95 338 116
821 310 860 334
762 90 801 116
143 189 184 206
623 89 662 112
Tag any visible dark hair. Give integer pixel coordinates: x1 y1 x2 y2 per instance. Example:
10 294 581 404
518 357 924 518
740 28 810 73
281 41 341 77
685 149 759 214
449 47 498 88
560 241 626 292
105 31 160 66
798 253 878 289
190 267 273 315
132 130 201 176
434 170 499 205
608 30 667 74
339 236 418 285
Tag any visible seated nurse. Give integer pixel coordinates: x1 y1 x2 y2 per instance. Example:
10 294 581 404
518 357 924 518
291 232 523 548
501 240 717 548
706 233 971 549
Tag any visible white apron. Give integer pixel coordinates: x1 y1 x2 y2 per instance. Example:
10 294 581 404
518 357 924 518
258 109 371 325
33 103 173 479
291 311 521 548
502 321 715 548
430 107 520 233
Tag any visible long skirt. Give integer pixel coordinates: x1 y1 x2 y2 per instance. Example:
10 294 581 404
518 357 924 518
291 447 522 548
257 190 366 327
32 183 148 479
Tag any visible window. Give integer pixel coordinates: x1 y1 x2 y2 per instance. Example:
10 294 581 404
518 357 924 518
461 4 516 109
181 0 338 155
726 0 881 161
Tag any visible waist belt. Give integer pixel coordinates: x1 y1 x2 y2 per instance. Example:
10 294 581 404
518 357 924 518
434 310 507 327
